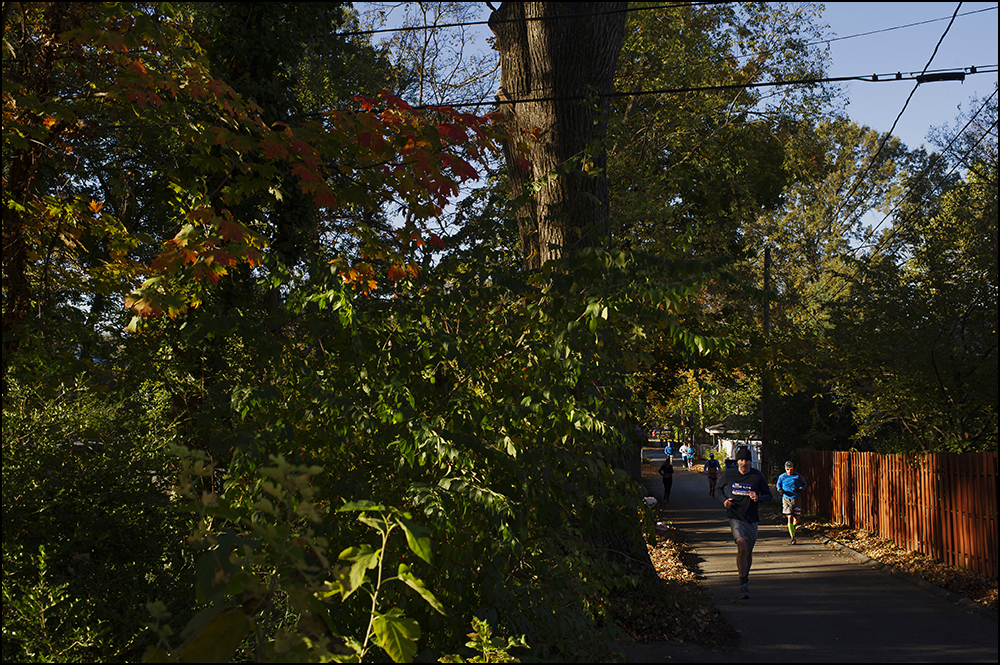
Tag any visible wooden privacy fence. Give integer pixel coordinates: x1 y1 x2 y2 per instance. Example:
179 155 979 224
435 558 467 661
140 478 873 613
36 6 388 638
795 449 998 577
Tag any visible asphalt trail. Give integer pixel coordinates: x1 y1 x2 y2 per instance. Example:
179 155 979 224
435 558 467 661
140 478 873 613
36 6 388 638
623 453 998 663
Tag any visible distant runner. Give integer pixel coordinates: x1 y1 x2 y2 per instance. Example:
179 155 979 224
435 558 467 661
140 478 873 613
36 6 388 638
658 458 674 502
679 442 694 469
704 452 721 497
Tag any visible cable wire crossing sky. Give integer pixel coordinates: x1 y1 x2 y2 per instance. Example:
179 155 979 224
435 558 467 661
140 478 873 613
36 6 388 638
360 2 998 151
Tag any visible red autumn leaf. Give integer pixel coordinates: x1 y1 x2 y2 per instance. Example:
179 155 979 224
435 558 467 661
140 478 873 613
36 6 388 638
218 216 244 242
313 187 337 209
380 91 411 110
289 138 313 157
387 264 407 281
450 157 479 182
353 95 377 111
259 136 288 160
124 294 161 318
437 122 467 143
427 232 446 250
291 163 322 185
211 249 236 267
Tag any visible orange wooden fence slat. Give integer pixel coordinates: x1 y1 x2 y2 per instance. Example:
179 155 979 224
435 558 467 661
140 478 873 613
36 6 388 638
795 449 997 577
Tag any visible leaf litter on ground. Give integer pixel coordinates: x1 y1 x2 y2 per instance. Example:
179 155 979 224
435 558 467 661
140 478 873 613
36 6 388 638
596 462 739 650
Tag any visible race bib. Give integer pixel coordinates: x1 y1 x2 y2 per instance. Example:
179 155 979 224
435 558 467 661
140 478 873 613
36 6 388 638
731 482 752 497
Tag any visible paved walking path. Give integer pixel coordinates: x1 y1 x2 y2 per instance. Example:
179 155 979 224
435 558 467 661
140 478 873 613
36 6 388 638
623 454 998 663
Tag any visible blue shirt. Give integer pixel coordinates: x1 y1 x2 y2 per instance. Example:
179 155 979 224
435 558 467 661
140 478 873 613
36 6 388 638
776 471 806 500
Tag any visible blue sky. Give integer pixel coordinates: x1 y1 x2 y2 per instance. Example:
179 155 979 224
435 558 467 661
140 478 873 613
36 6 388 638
820 1 998 151
362 2 998 151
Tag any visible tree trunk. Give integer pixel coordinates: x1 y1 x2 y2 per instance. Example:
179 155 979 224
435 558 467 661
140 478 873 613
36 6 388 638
490 2 654 576
489 2 626 269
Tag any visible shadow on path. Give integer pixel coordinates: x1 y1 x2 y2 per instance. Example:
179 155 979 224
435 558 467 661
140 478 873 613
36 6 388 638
623 455 998 663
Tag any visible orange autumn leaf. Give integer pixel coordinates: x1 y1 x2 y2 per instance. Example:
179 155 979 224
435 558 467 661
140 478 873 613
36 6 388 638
387 264 408 281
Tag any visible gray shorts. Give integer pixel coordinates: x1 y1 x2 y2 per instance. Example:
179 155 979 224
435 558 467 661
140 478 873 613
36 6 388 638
728 518 759 550
782 496 801 516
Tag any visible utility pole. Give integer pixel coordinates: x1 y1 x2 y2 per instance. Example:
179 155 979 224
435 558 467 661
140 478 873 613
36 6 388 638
761 245 771 480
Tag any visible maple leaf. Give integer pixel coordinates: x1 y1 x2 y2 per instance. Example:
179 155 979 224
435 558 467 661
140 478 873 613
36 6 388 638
218 216 244 242
437 122 467 143
289 138 313 157
259 136 288 160
427 233 446 250
380 91 412 111
125 294 161 318
451 158 479 182
89 199 104 214
387 264 407 281
291 163 322 185
313 187 337 209
353 95 377 111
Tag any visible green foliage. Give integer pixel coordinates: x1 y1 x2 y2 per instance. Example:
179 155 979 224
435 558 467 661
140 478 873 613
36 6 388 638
2 546 105 662
610 1 834 260
18 2 990 663
440 617 529 663
2 376 191 662
153 236 721 659
827 162 998 452
143 450 446 663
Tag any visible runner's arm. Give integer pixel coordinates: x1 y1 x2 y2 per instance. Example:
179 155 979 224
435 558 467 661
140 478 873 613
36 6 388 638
757 475 773 504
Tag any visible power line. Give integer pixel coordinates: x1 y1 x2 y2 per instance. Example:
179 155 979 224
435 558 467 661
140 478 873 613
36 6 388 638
823 2 964 253
342 2 724 38
810 86 998 312
415 65 995 110
756 5 997 53
350 3 998 48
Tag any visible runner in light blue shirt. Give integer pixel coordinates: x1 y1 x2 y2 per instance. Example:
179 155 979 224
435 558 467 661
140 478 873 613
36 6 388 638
776 460 807 544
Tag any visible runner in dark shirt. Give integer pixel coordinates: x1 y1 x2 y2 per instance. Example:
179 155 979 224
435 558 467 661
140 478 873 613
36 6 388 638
717 446 772 599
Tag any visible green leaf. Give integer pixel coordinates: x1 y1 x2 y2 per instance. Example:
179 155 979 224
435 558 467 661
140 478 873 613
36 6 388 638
398 563 445 614
397 518 432 563
372 608 420 663
339 545 379 593
178 608 253 663
339 500 383 512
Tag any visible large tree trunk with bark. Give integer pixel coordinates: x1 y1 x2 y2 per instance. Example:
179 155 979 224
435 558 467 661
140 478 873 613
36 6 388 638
490 2 653 576
489 2 626 270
